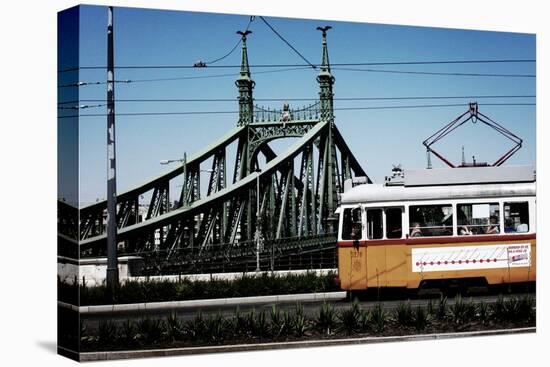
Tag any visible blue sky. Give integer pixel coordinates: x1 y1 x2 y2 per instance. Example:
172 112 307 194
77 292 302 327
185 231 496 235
58 5 536 205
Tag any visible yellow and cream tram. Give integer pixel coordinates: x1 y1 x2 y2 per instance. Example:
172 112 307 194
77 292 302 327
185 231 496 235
337 165 536 291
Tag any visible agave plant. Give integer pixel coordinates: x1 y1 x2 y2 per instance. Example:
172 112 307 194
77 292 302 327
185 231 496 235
414 306 428 331
270 305 289 339
185 311 206 342
136 317 164 346
292 303 308 337
517 295 536 323
316 302 338 335
231 306 248 337
449 294 468 326
205 313 226 344
253 309 269 339
357 308 372 333
120 319 137 347
394 301 414 328
436 295 448 321
338 300 360 335
97 321 118 348
165 312 184 342
370 303 388 333
490 295 506 322
477 301 489 324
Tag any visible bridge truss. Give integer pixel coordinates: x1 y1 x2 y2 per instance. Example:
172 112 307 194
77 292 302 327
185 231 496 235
58 27 370 274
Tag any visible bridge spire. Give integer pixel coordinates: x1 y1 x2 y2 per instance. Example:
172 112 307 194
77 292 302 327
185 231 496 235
316 26 334 122
236 30 255 126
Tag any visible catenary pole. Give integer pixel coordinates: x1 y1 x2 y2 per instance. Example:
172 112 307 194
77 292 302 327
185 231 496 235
106 6 119 294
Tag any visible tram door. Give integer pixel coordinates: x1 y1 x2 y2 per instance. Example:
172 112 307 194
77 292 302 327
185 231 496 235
366 208 385 288
344 207 367 289
364 207 406 288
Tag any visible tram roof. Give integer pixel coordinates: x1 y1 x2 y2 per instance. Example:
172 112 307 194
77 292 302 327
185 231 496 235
341 166 535 204
404 165 535 187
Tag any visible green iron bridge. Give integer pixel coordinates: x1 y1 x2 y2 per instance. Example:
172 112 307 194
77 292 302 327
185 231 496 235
57 27 370 275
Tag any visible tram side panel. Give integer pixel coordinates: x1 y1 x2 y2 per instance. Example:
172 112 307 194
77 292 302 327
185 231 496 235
338 237 536 290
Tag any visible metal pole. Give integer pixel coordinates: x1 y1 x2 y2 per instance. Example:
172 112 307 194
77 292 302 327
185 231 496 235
255 170 261 271
106 6 119 293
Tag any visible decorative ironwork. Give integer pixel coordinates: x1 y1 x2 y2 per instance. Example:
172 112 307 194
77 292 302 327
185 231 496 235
59 27 371 275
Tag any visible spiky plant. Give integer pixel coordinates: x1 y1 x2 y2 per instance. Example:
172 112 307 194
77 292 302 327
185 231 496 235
205 313 226 344
518 295 536 324
232 306 248 337
338 299 360 335
120 319 137 347
371 303 388 334
490 295 506 322
165 312 184 342
185 311 206 342
358 308 372 333
449 294 468 326
293 303 308 337
136 317 164 346
97 321 118 348
477 301 489 324
316 302 338 335
254 309 269 339
414 306 428 331
436 295 448 321
395 301 414 328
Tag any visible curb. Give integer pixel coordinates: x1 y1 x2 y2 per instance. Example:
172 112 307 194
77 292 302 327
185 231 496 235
58 291 347 314
76 327 536 362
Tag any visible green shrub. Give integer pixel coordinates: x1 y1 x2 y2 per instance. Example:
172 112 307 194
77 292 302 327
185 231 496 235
395 301 414 328
436 295 448 321
120 319 137 347
98 321 118 347
72 271 340 306
338 299 360 335
231 307 248 337
414 306 428 331
449 295 468 325
371 303 388 333
358 308 372 333
490 295 505 321
477 301 489 324
165 312 184 342
185 311 206 342
270 305 291 339
136 317 164 346
293 303 308 337
205 313 226 344
253 309 269 339
316 302 337 335
518 295 536 323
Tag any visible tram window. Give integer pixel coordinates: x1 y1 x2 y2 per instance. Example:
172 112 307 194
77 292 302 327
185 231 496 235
342 207 362 240
457 203 499 235
409 204 453 237
504 202 529 233
386 208 403 239
367 209 383 239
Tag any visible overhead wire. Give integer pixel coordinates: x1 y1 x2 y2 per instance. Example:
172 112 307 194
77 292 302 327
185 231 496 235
332 67 535 78
258 16 316 69
57 59 535 73
57 66 312 88
57 94 536 105
58 102 535 118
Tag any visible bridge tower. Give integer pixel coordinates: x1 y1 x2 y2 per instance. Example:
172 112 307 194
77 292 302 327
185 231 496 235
316 26 339 233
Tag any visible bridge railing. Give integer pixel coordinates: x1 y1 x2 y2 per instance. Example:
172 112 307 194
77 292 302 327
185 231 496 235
253 102 320 123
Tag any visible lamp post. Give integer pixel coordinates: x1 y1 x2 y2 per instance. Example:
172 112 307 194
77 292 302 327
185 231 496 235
160 155 213 207
255 168 262 272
